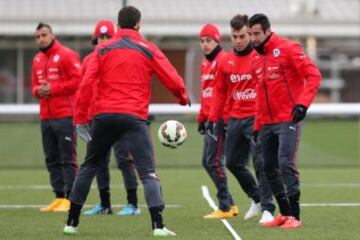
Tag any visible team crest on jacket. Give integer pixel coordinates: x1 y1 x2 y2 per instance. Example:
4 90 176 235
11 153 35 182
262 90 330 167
272 48 281 58
53 54 60 62
100 26 108 33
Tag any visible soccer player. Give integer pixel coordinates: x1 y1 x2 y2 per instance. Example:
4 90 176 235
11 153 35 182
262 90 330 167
197 23 238 219
80 20 140 216
31 23 80 212
64 6 190 237
249 13 321 229
208 14 275 224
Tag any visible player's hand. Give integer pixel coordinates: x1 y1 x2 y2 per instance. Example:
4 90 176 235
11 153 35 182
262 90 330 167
178 96 191 107
38 83 51 97
198 122 206 135
187 99 191 107
76 124 92 143
251 130 259 145
292 104 307 123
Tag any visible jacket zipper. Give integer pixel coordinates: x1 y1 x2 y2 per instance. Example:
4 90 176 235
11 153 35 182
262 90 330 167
44 59 52 118
262 56 273 121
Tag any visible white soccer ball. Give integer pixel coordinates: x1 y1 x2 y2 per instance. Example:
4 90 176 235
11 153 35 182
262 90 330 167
158 120 187 148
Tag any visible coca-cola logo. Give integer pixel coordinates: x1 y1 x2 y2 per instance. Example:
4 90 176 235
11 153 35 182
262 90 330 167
233 88 256 100
202 87 213 98
230 74 252 83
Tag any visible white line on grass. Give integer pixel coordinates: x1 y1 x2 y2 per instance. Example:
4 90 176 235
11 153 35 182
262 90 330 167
0 204 181 209
201 185 242 240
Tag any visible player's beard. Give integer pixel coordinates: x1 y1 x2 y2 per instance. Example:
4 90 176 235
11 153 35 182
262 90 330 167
40 39 55 53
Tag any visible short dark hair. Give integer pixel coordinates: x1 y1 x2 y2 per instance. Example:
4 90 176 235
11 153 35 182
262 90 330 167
36 22 52 32
118 6 141 29
230 14 249 31
249 14 271 32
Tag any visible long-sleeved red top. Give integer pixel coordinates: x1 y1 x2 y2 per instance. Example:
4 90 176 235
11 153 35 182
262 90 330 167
31 40 81 120
74 29 189 124
252 33 321 130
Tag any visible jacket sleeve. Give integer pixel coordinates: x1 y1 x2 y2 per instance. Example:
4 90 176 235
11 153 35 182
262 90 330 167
81 55 96 121
288 43 321 107
197 108 207 124
253 97 262 131
73 52 100 124
50 51 81 97
152 47 189 105
197 64 206 124
31 63 41 98
208 59 227 122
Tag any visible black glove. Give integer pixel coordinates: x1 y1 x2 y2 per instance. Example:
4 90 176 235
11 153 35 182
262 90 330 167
76 124 92 143
292 104 308 123
198 122 206 135
251 130 259 145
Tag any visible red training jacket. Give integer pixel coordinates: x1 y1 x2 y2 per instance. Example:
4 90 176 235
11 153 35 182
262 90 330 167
209 48 257 122
79 51 97 121
74 29 189 124
197 49 226 124
31 40 81 120
252 33 321 130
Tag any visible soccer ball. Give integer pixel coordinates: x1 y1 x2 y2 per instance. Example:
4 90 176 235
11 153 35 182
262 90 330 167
158 120 187 148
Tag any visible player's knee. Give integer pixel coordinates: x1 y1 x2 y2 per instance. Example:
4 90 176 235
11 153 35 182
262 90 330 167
226 161 246 172
202 161 214 171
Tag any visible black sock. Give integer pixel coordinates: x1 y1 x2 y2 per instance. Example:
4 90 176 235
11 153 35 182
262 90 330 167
275 193 291 216
99 188 111 208
55 191 65 198
67 202 82 227
127 188 138 208
149 205 165 229
253 194 260 204
289 192 301 220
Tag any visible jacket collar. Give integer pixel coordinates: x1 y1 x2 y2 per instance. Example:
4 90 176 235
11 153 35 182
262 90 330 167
116 28 142 39
263 32 280 54
43 40 61 57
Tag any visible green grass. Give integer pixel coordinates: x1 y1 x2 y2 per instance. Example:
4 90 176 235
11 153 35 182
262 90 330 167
0 120 359 239
0 119 359 168
0 168 359 239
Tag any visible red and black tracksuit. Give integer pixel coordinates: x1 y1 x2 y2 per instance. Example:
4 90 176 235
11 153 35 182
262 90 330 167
252 33 321 219
198 46 235 212
69 29 189 228
31 40 80 198
209 44 275 213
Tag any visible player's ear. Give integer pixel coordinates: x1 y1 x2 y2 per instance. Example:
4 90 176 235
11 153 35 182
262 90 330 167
134 22 141 31
265 28 271 35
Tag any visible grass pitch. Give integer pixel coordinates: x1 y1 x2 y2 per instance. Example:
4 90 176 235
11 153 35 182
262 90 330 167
0 120 359 239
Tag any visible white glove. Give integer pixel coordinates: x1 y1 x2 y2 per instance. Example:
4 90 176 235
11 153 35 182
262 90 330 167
76 124 92 143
